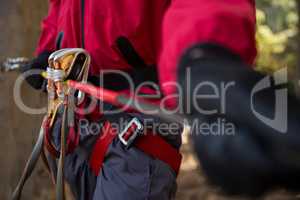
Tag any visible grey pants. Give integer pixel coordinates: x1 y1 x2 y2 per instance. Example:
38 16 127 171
63 127 177 200
51 108 179 200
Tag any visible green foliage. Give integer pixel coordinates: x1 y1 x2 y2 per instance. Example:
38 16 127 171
256 0 298 74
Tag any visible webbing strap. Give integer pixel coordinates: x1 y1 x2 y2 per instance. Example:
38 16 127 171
89 122 117 175
89 120 182 176
12 117 48 200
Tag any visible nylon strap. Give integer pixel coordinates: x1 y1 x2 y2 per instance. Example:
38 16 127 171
12 117 48 200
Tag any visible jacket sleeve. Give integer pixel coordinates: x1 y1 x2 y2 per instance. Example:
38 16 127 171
35 0 61 55
159 0 257 96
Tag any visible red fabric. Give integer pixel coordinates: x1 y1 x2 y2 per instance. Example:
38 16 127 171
37 0 256 100
89 121 182 176
159 0 257 97
89 122 117 175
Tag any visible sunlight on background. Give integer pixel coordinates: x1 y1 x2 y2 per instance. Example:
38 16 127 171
256 0 298 75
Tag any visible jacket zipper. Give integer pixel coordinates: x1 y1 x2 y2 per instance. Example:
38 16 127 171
56 31 64 49
81 0 85 48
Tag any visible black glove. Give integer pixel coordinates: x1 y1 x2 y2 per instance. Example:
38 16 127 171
178 43 300 196
20 51 51 90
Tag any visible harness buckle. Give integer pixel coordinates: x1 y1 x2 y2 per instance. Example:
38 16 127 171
118 117 143 148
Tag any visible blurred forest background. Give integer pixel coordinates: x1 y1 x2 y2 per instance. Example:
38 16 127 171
0 0 300 200
256 0 298 76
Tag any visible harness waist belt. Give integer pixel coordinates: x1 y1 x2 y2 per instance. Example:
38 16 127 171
89 121 182 176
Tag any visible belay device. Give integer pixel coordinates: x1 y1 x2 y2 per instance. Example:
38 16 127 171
12 48 90 200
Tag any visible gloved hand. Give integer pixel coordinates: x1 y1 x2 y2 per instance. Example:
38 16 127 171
178 43 300 196
20 51 52 90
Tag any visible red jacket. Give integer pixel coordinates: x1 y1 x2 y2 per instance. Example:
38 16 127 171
37 0 256 97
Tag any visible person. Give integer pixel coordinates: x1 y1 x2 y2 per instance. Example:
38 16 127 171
23 0 300 199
